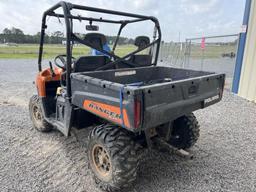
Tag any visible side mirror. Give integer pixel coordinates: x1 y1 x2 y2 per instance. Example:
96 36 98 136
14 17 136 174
86 25 99 31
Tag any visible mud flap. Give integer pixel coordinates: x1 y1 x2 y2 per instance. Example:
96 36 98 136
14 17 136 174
63 101 74 136
55 96 74 136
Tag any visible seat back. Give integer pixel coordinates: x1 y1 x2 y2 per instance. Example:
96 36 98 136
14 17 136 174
134 36 150 49
84 33 107 50
131 36 152 66
129 54 152 67
73 33 110 72
73 56 110 72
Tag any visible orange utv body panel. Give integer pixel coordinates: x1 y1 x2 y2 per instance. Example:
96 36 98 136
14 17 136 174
36 68 63 97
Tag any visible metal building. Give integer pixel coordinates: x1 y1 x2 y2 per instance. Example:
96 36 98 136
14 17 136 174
232 0 256 102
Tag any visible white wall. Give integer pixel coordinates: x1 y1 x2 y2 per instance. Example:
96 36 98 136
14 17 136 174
238 0 256 102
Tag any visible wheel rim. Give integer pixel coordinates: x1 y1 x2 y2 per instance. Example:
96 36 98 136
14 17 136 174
92 144 112 179
32 105 42 125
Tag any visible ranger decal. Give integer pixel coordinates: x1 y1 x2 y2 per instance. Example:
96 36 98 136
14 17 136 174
83 100 131 128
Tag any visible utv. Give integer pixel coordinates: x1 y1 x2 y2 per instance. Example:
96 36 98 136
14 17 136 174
29 1 225 191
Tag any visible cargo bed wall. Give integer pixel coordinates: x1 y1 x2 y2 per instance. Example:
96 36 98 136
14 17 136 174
79 66 214 85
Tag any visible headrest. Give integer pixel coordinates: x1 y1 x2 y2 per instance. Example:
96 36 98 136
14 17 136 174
134 36 150 49
84 33 107 50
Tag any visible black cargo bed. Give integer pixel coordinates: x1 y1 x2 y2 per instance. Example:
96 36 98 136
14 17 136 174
76 66 214 86
71 66 225 131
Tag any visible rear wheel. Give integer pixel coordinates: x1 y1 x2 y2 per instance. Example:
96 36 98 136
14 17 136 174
29 95 52 132
168 113 200 149
88 124 141 192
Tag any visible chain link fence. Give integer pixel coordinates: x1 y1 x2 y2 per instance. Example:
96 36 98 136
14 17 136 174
158 42 185 68
159 34 239 91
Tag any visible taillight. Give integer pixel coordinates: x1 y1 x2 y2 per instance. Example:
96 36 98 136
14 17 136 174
134 100 141 128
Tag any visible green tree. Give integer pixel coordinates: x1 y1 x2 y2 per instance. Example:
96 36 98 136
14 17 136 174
51 31 64 44
3 28 11 34
11 27 24 35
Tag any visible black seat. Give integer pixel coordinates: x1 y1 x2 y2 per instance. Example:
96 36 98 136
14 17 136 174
131 36 152 67
84 33 107 50
134 36 150 48
73 33 110 72
73 56 110 72
129 54 152 67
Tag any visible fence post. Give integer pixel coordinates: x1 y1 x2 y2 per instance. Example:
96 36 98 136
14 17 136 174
232 0 251 93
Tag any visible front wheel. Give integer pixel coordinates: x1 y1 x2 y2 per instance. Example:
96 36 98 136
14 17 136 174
168 113 200 149
88 124 142 192
29 95 52 132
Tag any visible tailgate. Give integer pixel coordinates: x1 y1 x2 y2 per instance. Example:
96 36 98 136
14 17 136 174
140 74 225 129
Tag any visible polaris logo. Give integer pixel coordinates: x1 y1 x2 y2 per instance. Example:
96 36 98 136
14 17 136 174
204 95 219 104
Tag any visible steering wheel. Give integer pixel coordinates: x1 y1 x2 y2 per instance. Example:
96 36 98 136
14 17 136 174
54 54 75 70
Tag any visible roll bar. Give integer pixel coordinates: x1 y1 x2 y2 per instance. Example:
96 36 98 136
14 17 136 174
38 1 162 99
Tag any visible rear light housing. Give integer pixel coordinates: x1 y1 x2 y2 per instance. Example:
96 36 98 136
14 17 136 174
134 99 141 128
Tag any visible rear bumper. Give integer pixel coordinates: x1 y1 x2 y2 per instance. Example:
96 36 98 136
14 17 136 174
140 74 225 130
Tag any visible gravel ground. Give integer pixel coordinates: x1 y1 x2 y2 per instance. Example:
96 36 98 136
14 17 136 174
0 59 256 192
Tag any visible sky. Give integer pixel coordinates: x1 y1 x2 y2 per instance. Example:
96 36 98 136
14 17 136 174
0 0 246 41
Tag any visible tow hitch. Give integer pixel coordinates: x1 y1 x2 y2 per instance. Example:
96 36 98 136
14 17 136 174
153 137 194 159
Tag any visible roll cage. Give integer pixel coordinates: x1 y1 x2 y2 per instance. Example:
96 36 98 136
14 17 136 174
38 1 162 99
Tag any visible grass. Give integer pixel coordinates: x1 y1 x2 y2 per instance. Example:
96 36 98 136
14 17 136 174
0 44 137 59
0 43 237 59
189 44 237 58
160 43 237 59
